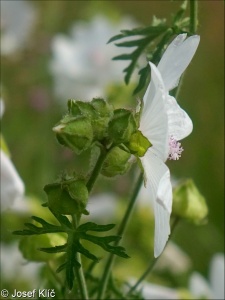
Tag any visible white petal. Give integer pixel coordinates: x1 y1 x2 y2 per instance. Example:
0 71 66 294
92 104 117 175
158 34 200 91
166 95 193 140
157 169 173 213
141 150 172 213
153 198 171 257
189 272 213 299
140 151 172 257
209 254 225 299
0 150 25 211
140 63 168 161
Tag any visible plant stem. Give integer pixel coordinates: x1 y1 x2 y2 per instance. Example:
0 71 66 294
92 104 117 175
72 215 89 300
86 146 108 193
189 0 198 34
75 253 89 300
126 216 180 296
97 172 143 299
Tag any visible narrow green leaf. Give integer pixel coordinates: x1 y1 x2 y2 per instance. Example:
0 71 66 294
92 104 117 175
76 240 99 262
78 222 115 233
112 53 133 61
49 209 72 229
115 39 144 48
56 262 67 273
133 64 150 95
81 233 129 259
39 244 67 253
31 216 52 227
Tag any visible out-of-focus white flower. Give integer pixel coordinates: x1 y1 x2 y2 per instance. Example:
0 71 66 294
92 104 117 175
0 150 25 211
86 193 117 223
128 278 179 300
1 100 25 211
0 242 43 287
0 0 37 55
189 253 225 299
0 99 5 117
49 15 137 101
138 34 200 257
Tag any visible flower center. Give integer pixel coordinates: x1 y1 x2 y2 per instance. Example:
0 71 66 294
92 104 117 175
168 136 183 160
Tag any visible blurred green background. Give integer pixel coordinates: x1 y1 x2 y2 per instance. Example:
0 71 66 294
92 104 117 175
1 0 224 284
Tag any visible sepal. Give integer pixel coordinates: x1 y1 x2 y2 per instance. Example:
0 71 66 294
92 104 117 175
108 108 137 144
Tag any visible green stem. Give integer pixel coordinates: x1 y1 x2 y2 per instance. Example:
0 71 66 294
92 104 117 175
97 172 143 299
189 0 198 34
72 215 89 300
126 216 180 296
86 146 108 193
75 253 89 300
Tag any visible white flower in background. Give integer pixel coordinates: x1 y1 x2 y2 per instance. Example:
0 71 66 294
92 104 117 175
0 100 25 211
0 242 43 288
0 0 36 56
128 278 179 300
139 34 200 257
189 253 225 299
49 15 137 101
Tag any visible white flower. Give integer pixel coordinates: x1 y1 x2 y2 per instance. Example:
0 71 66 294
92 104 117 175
139 34 200 257
0 242 43 288
189 253 225 299
49 15 138 101
0 150 25 211
0 101 25 211
0 0 36 55
127 278 179 300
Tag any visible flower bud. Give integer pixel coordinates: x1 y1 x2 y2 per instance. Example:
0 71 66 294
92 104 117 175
101 146 132 177
44 179 89 216
126 130 152 157
91 98 113 141
67 98 113 141
53 116 93 154
108 108 137 144
172 179 208 224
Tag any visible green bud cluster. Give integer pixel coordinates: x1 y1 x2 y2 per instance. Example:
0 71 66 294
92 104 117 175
172 179 208 224
44 178 89 216
53 98 152 178
53 98 113 154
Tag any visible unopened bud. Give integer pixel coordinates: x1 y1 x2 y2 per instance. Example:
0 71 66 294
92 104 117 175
108 108 137 144
91 98 113 141
53 116 93 154
101 147 132 177
67 98 113 141
172 179 208 224
44 179 89 216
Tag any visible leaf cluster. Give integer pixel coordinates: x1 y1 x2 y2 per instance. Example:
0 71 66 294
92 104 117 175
13 210 129 290
108 1 190 94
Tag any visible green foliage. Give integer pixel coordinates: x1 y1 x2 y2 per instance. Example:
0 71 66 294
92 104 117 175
108 1 190 94
13 209 129 290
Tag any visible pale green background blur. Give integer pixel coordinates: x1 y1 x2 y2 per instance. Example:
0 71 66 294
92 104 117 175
1 0 224 279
